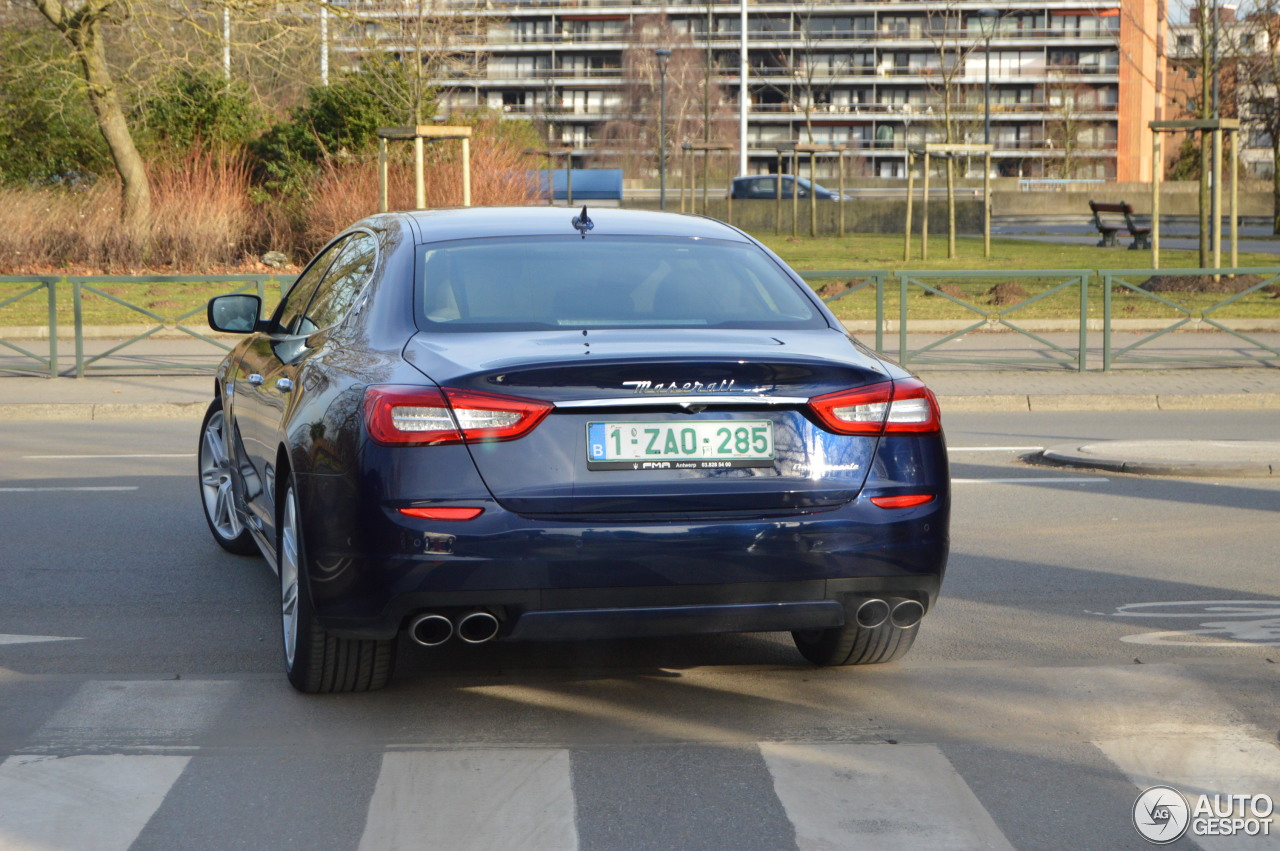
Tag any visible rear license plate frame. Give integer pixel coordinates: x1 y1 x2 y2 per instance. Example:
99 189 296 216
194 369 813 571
586 420 775 471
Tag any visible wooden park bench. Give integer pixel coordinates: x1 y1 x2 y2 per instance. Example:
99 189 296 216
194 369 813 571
1089 200 1152 250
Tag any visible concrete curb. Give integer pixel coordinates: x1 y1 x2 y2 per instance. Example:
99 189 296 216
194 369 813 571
938 392 1280 413
1034 440 1280 477
0 401 206 421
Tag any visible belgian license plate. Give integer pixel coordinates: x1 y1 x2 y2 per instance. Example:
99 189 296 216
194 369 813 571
587 421 774 471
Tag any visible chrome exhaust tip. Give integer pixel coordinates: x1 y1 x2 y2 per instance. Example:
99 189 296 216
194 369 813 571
854 598 890 629
890 599 925 629
409 613 453 647
456 611 500 645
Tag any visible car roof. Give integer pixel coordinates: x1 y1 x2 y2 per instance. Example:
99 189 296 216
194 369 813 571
384 206 752 245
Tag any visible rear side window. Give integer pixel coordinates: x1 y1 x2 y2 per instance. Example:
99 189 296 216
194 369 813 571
418 236 825 331
275 237 347 334
300 233 377 332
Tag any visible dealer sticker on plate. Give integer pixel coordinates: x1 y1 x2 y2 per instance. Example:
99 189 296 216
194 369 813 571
587 421 774 471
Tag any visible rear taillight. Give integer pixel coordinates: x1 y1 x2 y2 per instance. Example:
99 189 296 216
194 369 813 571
364 385 553 446
398 506 484 520
809 378 940 436
870 494 935 509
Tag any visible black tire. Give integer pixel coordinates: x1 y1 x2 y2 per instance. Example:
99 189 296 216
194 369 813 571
280 478 395 693
198 398 257 555
792 616 919 667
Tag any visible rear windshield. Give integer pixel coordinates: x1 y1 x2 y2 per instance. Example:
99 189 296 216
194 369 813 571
416 235 826 331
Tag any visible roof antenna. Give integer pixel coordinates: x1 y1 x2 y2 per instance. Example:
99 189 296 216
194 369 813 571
571 205 594 239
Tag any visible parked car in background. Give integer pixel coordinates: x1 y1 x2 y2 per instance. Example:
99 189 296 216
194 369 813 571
730 175 850 201
200 206 949 693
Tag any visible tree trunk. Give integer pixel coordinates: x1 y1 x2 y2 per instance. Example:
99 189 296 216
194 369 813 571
32 0 151 231
1198 133 1210 266
1197 16 1212 267
1273 144 1280 235
76 28 151 231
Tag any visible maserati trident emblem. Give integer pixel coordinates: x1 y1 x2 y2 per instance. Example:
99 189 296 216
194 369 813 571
622 379 770 394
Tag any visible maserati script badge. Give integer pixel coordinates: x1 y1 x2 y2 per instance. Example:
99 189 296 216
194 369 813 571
621 379 771 394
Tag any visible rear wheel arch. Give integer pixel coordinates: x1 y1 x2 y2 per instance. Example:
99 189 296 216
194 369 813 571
277 463 395 693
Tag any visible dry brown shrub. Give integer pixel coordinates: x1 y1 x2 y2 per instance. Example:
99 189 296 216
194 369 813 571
924 283 966 300
147 146 255 268
814 280 852 299
986 281 1030 306
0 145 257 272
1141 274 1269 295
0 121 539 272
301 121 540 255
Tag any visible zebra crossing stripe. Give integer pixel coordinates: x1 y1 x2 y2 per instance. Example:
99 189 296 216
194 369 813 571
1095 732 1280 838
0 634 79 646
0 754 189 851
357 749 578 851
760 743 1015 850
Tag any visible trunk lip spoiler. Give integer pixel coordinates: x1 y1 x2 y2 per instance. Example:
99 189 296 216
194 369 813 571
554 395 811 408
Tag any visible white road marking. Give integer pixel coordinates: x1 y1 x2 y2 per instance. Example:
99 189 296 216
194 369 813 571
0 633 80 646
948 446 1043 452
0 753 189 851
1109 601 1280 646
760 743 1014 850
1096 732 1280 849
0 486 140 493
953 477 1108 484
358 750 578 851
22 453 193 459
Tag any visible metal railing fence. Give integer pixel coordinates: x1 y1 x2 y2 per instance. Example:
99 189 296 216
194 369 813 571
0 275 293 378
892 269 1091 370
2 269 1278 376
0 277 58 378
1100 267 1280 370
799 271 892 353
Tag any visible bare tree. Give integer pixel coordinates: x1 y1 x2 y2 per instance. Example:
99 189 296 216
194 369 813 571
924 3 983 258
350 0 490 125
20 0 336 225
28 0 151 228
115 0 323 106
596 15 734 177
1176 0 1242 263
753 5 847 144
1043 73 1108 179
1236 0 1280 233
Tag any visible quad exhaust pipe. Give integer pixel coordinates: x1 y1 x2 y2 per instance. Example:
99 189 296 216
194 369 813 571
457 611 500 644
408 613 453 647
890 599 925 628
854 598 924 630
408 610 500 647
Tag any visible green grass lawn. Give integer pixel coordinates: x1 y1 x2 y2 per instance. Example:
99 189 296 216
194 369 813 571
1 234 1278 328
761 234 1280 322
761 232 1279 273
0 278 289 329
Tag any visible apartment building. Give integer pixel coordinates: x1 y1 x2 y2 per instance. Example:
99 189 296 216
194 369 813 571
1166 7 1277 179
400 1 1165 182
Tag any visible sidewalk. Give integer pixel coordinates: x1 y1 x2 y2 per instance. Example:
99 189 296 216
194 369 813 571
0 335 1277 419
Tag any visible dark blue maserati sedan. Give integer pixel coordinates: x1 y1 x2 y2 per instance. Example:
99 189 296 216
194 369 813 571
200 206 949 692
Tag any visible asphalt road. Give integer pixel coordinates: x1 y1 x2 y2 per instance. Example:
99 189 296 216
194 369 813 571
1 411 1277 850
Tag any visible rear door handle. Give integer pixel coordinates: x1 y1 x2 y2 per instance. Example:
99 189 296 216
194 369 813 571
247 374 264 386
276 378 294 392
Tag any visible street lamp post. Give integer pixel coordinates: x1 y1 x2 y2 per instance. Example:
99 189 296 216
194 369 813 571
655 49 672 211
977 9 1000 149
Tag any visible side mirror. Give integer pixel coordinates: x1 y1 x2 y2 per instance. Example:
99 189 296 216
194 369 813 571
208 294 263 334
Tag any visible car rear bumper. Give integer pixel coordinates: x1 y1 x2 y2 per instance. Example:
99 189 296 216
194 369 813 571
301 490 949 640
